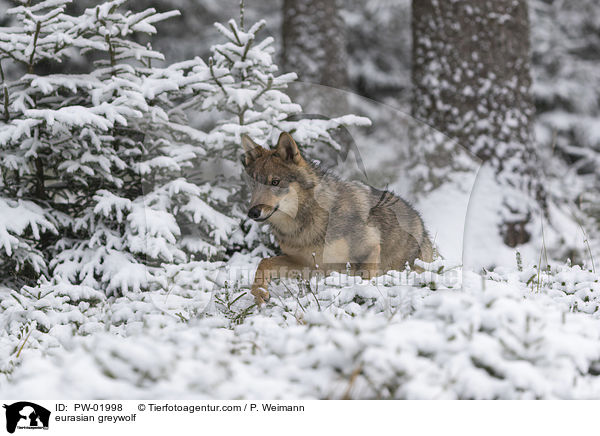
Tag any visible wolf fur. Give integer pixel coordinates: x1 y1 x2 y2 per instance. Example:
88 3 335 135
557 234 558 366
242 132 433 304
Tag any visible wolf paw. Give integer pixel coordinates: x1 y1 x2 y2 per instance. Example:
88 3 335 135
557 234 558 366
251 286 270 305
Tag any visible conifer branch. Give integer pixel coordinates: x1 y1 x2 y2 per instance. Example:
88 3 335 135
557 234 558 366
28 21 42 73
0 60 9 121
215 48 235 66
106 34 116 67
239 0 245 30
229 21 242 45
209 58 228 95
0 47 21 63
241 38 253 62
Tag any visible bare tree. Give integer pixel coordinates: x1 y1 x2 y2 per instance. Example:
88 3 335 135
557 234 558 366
411 0 545 246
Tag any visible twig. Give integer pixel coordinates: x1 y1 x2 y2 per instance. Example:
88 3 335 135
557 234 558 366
16 329 33 358
214 48 236 66
342 364 363 400
105 34 115 67
281 280 305 312
0 60 9 121
305 280 321 311
28 21 42 73
228 20 242 45
209 58 228 95
241 37 253 62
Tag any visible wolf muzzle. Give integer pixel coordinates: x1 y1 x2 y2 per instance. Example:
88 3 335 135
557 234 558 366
247 204 278 222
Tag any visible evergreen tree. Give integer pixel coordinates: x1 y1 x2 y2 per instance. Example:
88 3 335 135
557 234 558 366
0 0 199 293
0 0 368 294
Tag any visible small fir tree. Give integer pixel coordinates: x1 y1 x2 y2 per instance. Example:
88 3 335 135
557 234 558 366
0 0 369 296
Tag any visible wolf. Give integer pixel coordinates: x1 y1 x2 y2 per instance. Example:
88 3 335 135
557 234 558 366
241 132 434 304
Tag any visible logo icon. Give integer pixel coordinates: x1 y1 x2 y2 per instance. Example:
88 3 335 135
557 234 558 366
3 402 50 433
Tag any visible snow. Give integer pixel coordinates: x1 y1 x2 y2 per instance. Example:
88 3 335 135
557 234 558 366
1 260 599 399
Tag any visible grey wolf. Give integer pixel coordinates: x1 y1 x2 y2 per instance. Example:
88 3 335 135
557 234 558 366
242 132 434 304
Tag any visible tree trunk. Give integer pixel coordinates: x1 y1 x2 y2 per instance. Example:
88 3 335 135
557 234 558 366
281 0 349 116
282 0 348 89
411 0 544 246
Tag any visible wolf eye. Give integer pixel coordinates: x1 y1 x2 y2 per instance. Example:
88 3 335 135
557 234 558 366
271 179 280 186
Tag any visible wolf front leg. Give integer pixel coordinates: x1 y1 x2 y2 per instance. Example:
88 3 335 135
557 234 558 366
251 255 307 305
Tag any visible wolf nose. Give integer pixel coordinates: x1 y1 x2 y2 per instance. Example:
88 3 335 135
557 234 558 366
248 206 261 220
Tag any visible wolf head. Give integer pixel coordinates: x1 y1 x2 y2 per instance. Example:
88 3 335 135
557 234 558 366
241 132 316 224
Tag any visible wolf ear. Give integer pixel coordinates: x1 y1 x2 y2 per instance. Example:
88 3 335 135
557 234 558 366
241 135 264 166
276 132 303 164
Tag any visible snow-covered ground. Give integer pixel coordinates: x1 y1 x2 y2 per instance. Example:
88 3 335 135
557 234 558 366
1 257 599 399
